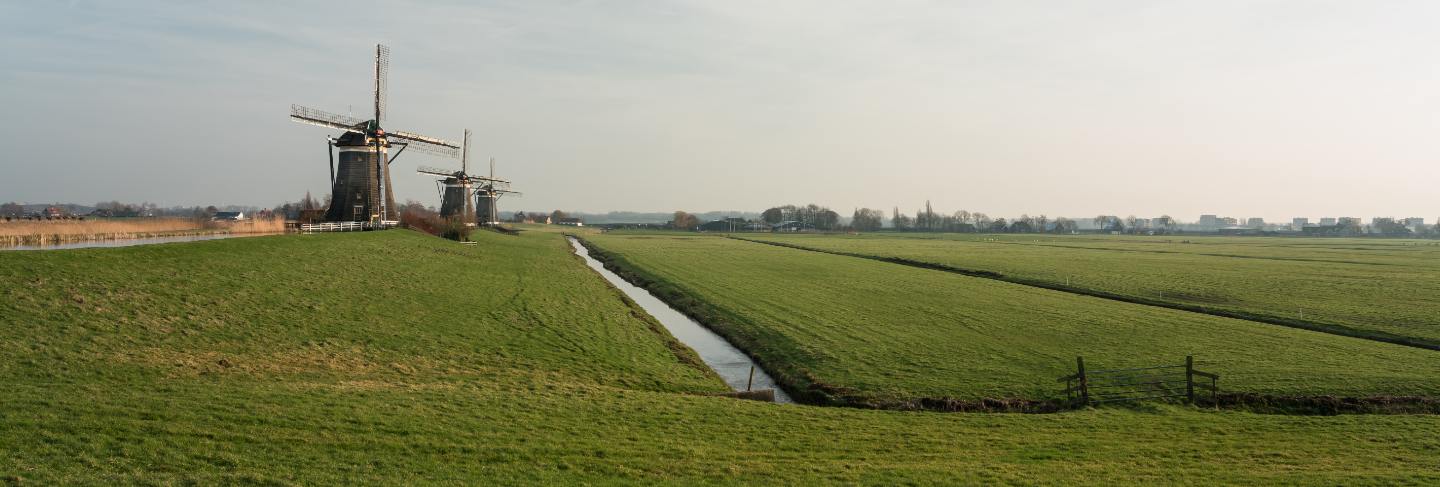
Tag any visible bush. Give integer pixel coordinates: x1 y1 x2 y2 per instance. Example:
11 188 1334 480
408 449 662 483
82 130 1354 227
400 207 471 241
400 207 443 235
440 219 473 241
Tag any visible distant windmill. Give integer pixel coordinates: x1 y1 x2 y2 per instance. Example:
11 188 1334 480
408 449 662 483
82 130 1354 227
289 44 460 223
476 156 521 226
417 130 519 226
416 129 481 223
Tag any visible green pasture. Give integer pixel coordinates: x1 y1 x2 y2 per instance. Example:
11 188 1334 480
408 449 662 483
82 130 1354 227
584 234 1440 404
2 230 1439 484
743 232 1440 347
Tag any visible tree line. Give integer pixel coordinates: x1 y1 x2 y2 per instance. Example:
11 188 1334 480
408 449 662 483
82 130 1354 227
681 201 1194 235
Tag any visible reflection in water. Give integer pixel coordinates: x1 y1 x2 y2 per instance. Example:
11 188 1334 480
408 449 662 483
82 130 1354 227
2 233 259 251
569 237 793 403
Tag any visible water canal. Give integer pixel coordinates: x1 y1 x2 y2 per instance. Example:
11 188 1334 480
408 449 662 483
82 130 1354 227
569 236 793 403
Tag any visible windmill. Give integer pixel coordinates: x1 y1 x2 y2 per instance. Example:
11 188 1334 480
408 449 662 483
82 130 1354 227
416 130 519 226
290 44 460 223
416 129 480 223
475 156 521 226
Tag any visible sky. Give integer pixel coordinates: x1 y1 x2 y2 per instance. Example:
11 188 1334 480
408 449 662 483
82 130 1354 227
1 0 1438 222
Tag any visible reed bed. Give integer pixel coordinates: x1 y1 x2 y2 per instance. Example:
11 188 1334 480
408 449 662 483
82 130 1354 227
0 217 287 247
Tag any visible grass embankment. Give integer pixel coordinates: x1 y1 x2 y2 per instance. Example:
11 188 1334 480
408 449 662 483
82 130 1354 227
4 230 1440 483
0 217 286 247
741 233 1440 349
583 234 1440 409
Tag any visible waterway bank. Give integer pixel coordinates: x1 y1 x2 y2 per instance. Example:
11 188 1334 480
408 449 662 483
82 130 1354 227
568 236 793 403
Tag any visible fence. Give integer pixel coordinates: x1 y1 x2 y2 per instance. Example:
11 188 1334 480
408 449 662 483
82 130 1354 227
1059 356 1218 406
298 221 398 233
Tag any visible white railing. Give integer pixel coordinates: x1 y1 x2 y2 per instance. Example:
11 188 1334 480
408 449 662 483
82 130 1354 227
300 222 366 233
298 220 402 233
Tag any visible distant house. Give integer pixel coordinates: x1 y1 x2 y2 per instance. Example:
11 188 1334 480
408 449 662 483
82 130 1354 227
554 217 584 226
698 217 750 232
772 221 813 232
212 211 245 221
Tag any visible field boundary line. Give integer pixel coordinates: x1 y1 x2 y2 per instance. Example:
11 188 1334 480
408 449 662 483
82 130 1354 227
730 236 1440 352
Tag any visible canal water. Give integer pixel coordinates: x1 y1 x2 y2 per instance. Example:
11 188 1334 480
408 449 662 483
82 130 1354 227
1 234 252 251
569 237 793 403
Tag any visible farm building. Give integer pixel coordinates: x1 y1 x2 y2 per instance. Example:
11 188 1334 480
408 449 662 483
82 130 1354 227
772 221 814 232
698 217 751 232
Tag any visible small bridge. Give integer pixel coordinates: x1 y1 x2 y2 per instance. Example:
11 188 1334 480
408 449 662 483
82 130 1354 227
1060 356 1218 406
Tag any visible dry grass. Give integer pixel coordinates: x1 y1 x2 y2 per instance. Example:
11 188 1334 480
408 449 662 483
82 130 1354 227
0 218 204 237
0 217 287 246
219 218 288 235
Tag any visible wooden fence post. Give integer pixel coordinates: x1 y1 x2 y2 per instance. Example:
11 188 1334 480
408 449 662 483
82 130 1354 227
746 365 755 392
1185 355 1195 404
1211 376 1218 408
1076 356 1089 405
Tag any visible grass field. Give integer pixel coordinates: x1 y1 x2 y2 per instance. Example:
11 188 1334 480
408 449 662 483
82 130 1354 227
741 232 1440 348
4 230 1440 483
583 234 1440 405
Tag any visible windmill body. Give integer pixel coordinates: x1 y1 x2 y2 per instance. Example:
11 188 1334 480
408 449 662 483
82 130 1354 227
290 44 459 224
438 176 474 222
328 130 396 222
476 156 520 226
476 189 500 226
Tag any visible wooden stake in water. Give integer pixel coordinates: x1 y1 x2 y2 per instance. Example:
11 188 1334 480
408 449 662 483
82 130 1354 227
746 365 755 391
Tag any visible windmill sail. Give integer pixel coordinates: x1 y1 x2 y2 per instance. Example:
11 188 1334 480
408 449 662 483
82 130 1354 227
374 44 389 125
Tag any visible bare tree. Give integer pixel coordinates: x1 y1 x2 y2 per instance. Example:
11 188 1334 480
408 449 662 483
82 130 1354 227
892 207 913 230
973 212 991 229
0 202 22 218
761 207 785 224
672 211 700 230
852 208 884 232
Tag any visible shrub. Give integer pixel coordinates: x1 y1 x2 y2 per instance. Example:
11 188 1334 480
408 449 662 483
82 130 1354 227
400 207 443 235
440 219 473 241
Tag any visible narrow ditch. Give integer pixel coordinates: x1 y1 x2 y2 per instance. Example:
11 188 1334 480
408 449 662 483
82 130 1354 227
569 236 793 403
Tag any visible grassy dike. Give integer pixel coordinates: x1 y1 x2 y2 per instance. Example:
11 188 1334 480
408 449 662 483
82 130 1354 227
2 230 1439 483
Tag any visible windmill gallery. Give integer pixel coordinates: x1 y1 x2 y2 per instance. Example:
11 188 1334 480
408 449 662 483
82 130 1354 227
288 44 517 228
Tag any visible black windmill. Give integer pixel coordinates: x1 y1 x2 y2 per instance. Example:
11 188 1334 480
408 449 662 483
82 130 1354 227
290 44 460 223
475 155 520 226
416 129 519 225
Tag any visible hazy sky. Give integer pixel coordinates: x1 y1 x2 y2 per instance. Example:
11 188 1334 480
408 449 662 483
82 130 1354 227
2 1 1438 221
